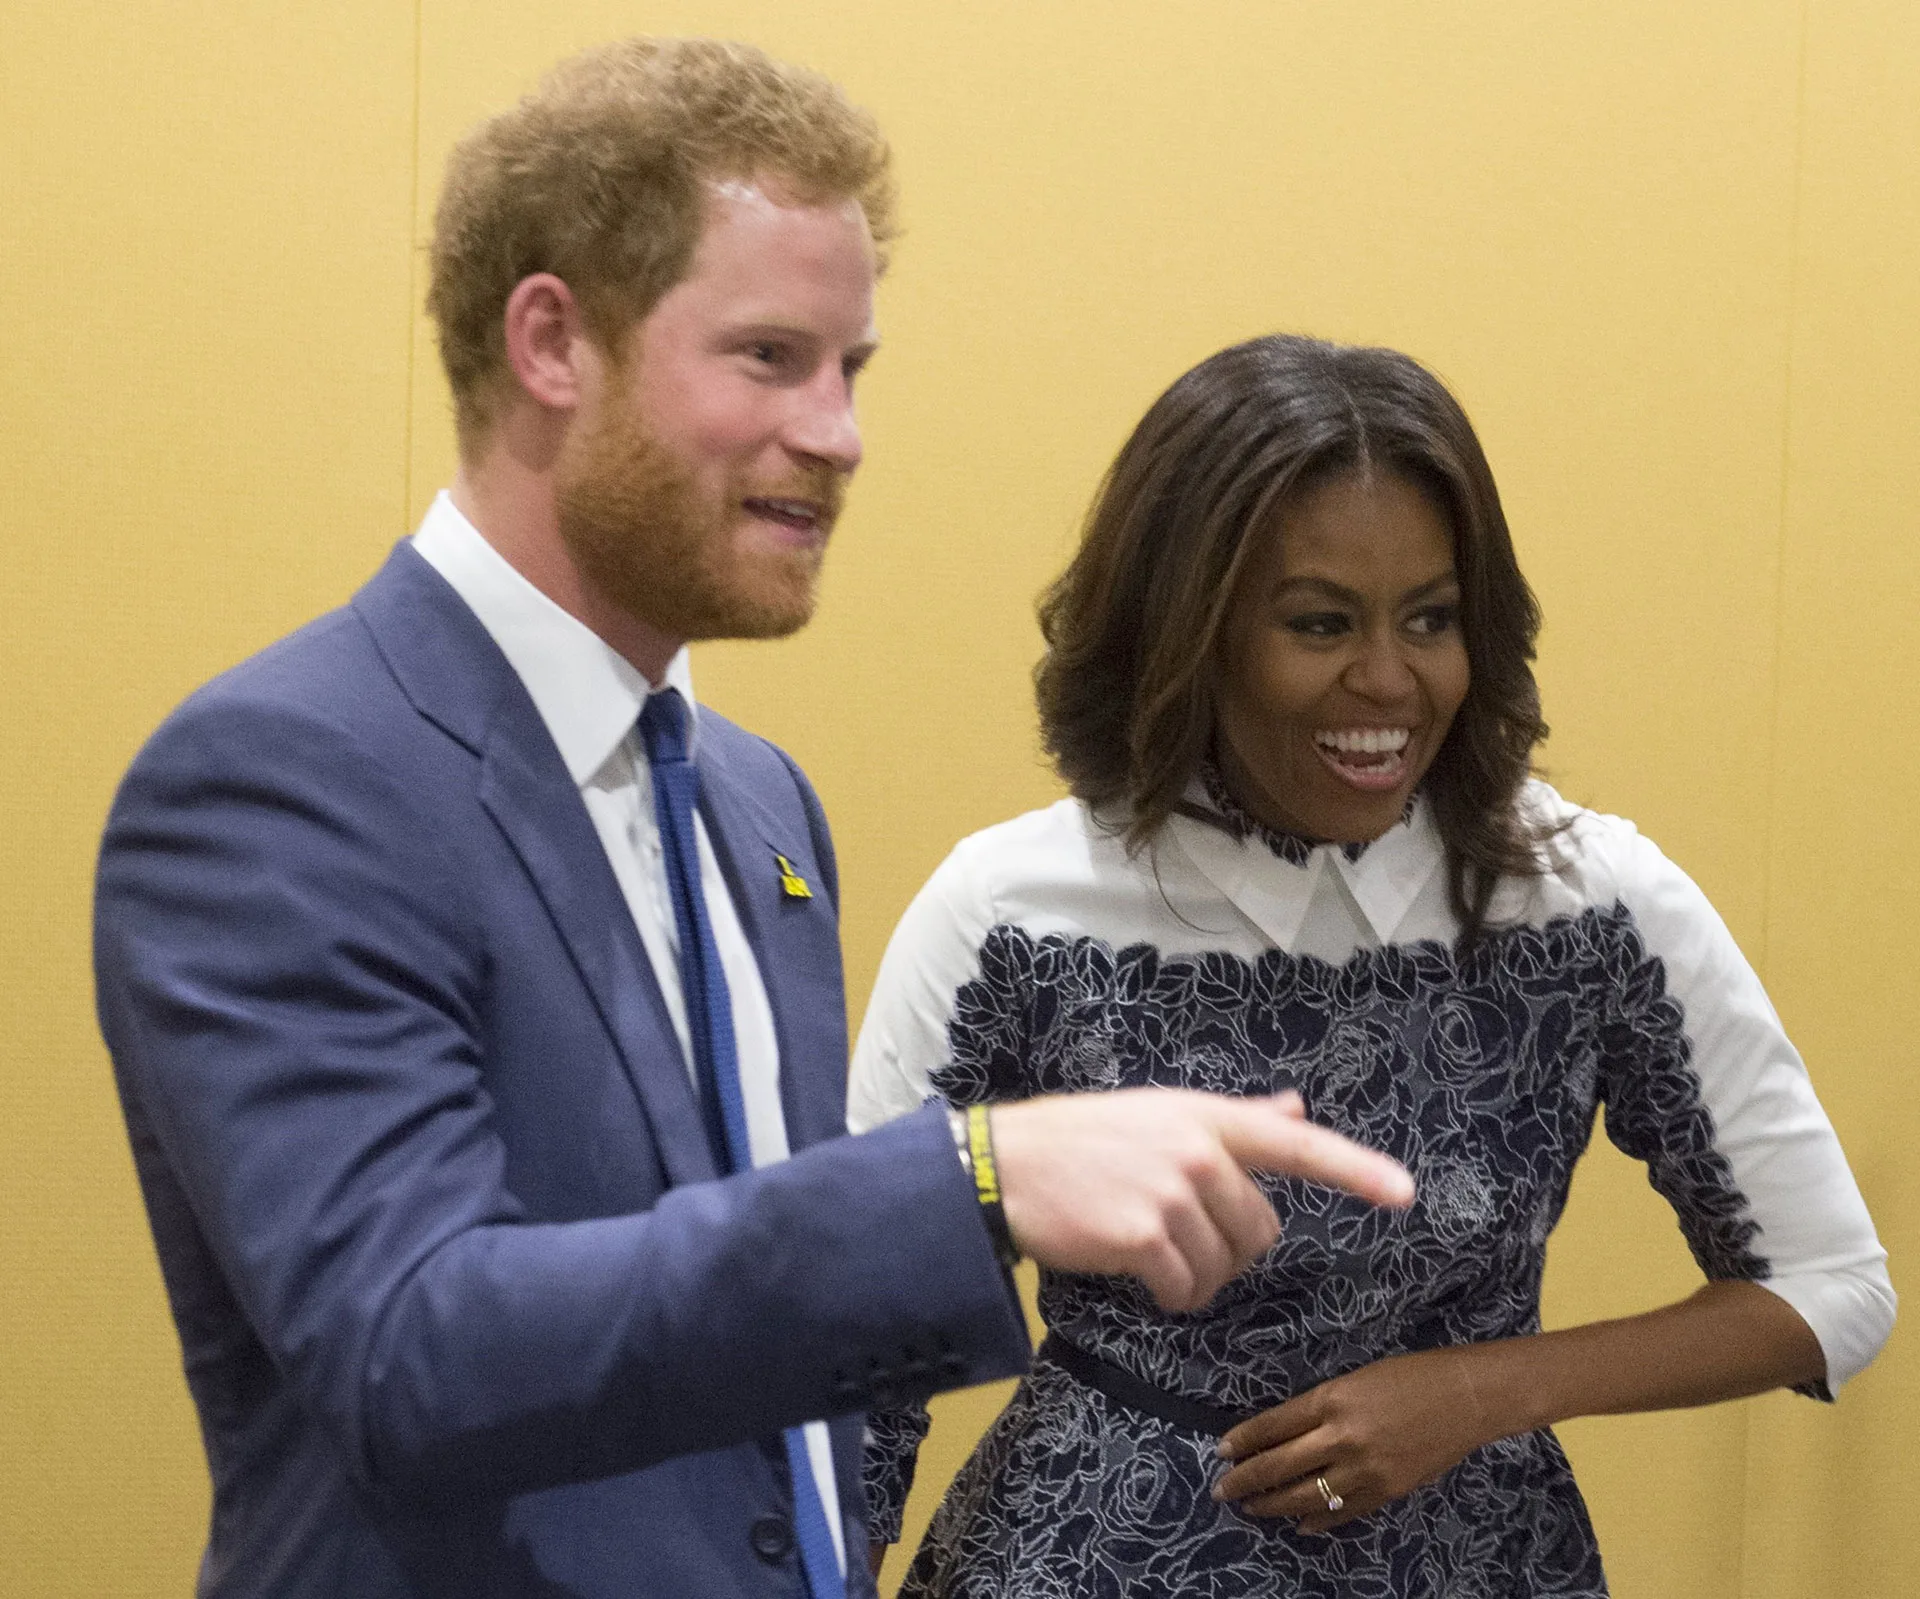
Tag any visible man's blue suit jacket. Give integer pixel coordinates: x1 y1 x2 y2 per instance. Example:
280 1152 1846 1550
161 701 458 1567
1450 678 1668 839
94 545 1030 1597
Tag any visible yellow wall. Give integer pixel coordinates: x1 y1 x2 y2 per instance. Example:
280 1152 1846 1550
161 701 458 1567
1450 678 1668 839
3 3 1911 1594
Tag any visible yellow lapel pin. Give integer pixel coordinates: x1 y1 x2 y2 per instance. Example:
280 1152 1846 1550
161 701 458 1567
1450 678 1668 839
774 853 812 900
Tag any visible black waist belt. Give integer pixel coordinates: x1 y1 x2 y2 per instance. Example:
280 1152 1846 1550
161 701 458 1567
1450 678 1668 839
1038 1331 1254 1437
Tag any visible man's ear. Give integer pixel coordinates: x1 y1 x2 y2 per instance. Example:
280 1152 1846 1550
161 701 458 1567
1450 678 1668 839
502 273 594 411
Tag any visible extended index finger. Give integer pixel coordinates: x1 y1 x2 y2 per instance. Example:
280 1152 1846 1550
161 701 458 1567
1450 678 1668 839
1214 1099 1414 1210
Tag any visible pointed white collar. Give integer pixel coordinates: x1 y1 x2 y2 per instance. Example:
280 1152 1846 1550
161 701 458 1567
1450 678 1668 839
1166 783 1443 949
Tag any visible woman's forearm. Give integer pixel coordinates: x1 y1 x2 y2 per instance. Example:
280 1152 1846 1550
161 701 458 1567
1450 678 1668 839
1215 1279 1826 1526
1465 1279 1827 1440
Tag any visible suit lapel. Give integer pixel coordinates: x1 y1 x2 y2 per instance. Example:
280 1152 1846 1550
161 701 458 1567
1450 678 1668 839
695 763 847 1153
478 730 720 1189
355 543 718 1190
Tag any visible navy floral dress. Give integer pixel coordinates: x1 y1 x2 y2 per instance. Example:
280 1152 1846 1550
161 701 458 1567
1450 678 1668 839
847 785 1891 1598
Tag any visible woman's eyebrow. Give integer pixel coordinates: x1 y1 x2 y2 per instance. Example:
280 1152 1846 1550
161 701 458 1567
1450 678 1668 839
1273 572 1460 604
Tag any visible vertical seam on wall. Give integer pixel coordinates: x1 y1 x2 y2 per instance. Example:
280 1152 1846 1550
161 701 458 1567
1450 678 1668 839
1746 4 1814 1596
1762 0 1813 987
400 0 424 530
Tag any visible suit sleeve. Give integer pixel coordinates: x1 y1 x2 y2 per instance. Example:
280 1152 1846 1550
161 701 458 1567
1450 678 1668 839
94 691 1030 1505
846 842 1007 1539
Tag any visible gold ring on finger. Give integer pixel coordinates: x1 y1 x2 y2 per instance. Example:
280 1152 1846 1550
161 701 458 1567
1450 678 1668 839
1315 1474 1344 1513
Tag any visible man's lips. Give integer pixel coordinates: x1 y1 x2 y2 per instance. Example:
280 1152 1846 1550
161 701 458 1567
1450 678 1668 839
741 489 842 544
743 495 824 529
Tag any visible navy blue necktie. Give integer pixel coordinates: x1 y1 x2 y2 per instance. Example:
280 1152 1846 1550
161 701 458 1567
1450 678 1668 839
638 688 844 1599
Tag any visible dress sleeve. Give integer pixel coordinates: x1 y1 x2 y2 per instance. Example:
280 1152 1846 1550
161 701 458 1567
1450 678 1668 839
848 842 998 1134
861 1402 935 1546
1595 819 1895 1395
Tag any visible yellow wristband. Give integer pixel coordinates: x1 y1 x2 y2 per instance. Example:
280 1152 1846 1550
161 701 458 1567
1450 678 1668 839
965 1104 1019 1266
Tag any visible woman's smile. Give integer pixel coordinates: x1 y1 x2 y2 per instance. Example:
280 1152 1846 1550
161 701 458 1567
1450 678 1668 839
1314 725 1414 790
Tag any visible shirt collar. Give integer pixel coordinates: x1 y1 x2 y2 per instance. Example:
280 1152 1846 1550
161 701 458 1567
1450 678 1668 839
1327 794 1444 941
1168 770 1442 946
409 490 696 786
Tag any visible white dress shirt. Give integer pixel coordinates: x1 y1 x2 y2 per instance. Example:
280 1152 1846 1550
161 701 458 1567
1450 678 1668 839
412 491 844 1570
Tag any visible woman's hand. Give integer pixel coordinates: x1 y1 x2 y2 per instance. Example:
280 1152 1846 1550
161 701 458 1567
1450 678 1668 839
1211 1345 1501 1531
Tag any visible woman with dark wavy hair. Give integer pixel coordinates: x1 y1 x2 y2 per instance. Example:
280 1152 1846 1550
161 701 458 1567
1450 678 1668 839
851 335 1891 1597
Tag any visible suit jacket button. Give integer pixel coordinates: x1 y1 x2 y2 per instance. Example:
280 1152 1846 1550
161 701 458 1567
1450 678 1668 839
749 1513 794 1564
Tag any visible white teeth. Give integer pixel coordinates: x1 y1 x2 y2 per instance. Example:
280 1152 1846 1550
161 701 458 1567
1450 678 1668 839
1316 727 1410 755
752 498 815 520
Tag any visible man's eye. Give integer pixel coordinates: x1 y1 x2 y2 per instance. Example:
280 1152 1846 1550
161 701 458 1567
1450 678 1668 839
742 341 798 371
